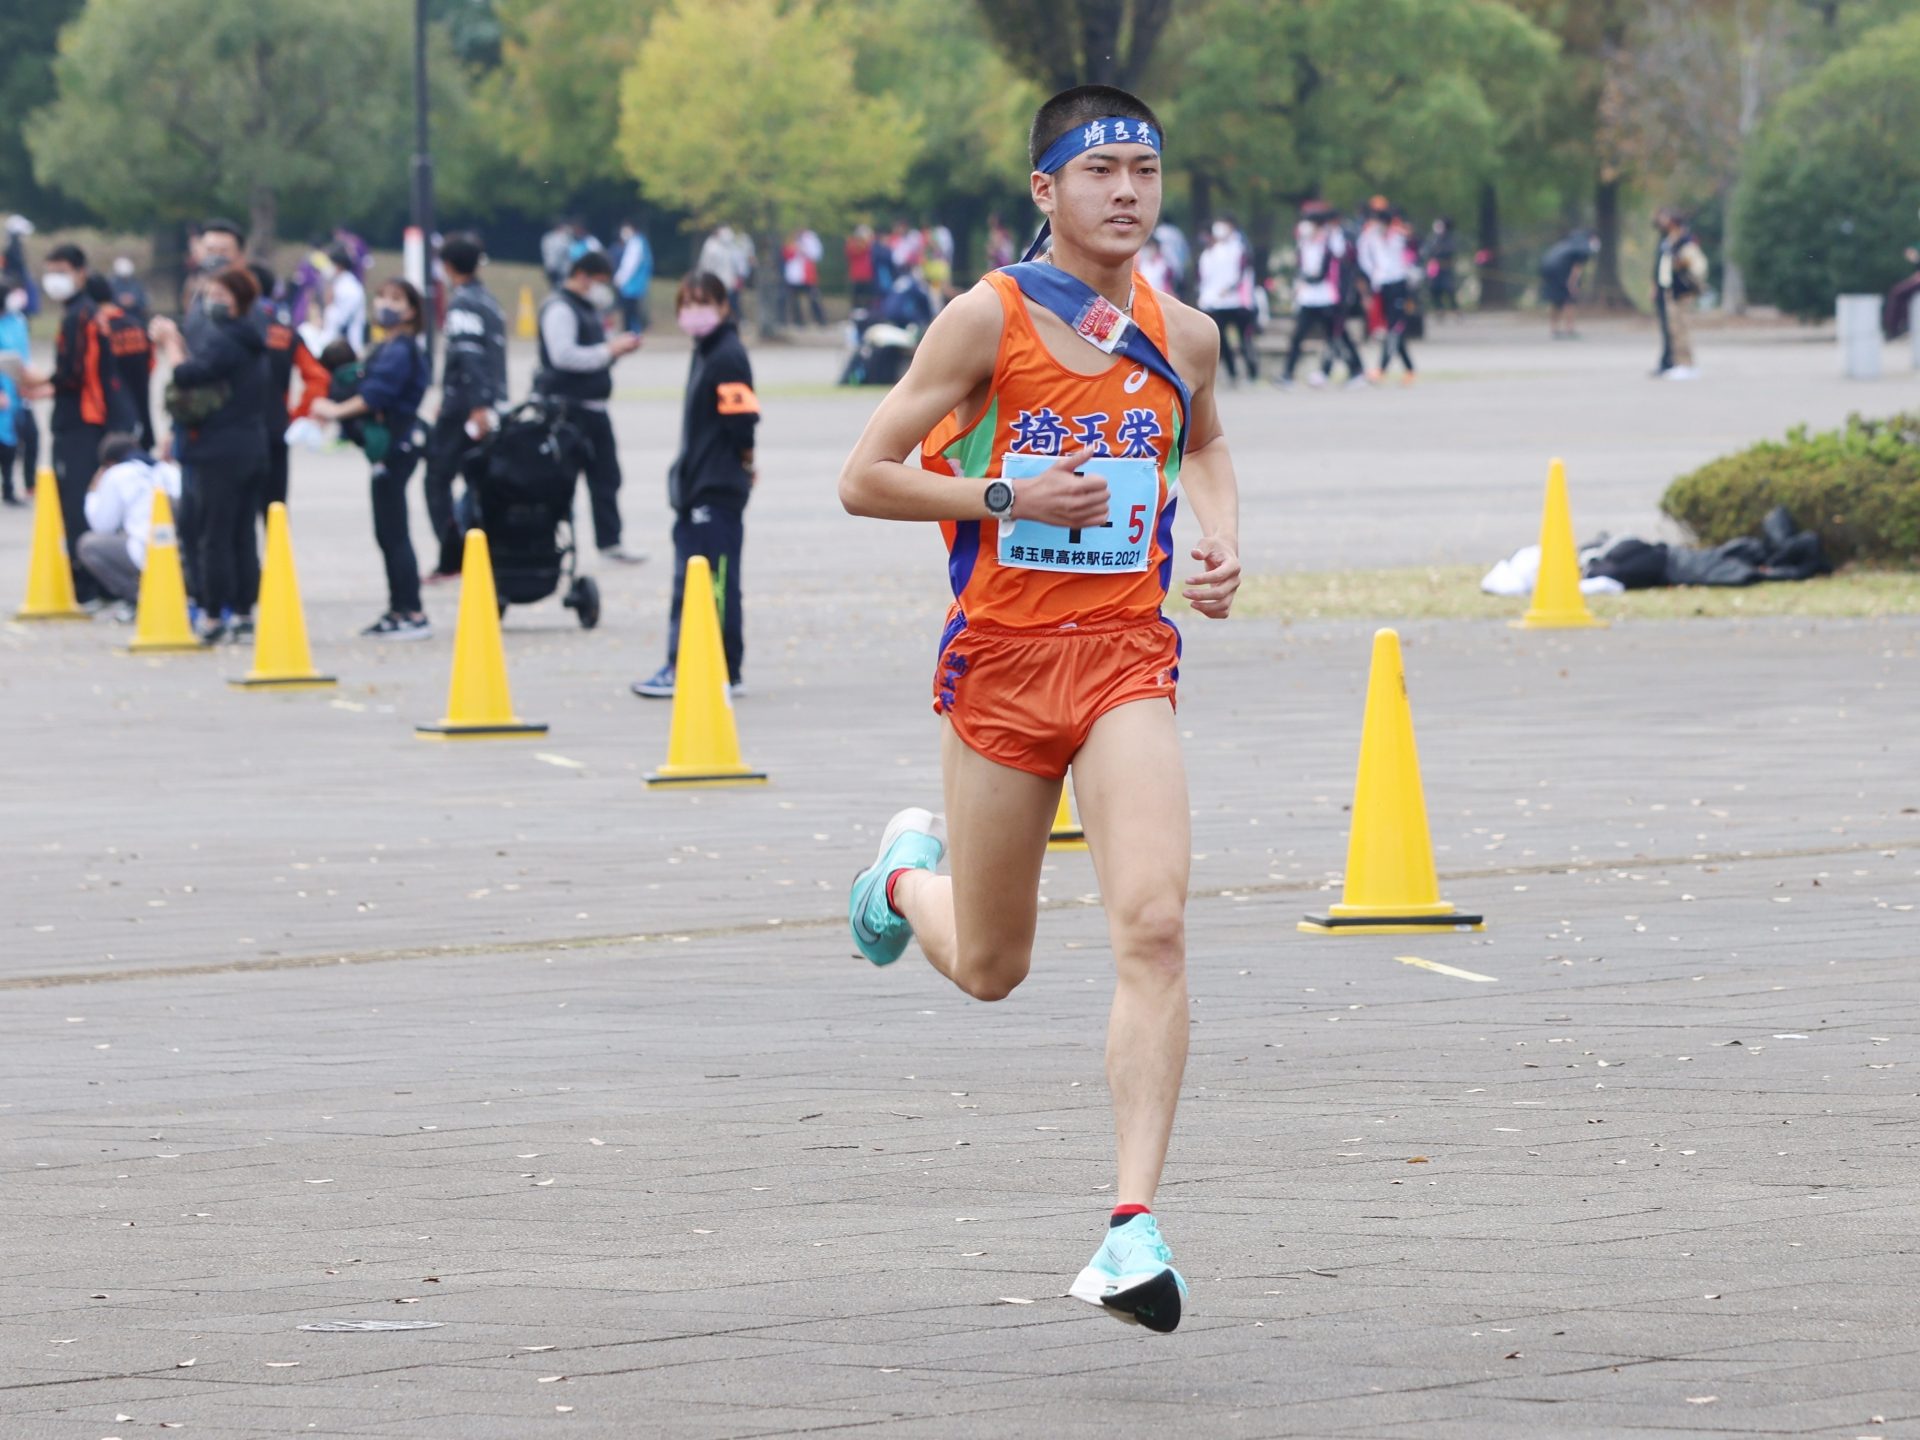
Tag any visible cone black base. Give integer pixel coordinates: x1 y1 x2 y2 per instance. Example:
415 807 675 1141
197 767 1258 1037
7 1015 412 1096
1299 911 1485 935
644 769 768 788
125 642 210 655
15 611 91 622
230 674 338 690
417 720 549 740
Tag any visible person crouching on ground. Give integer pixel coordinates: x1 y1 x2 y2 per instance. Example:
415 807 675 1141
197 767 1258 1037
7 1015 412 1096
79 431 182 619
631 272 759 700
149 264 267 644
311 280 432 640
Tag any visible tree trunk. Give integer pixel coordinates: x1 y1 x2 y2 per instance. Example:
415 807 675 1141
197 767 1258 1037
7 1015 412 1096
755 221 781 340
1191 171 1213 246
1475 181 1511 308
1721 184 1747 313
150 224 188 313
248 185 279 268
1591 174 1627 308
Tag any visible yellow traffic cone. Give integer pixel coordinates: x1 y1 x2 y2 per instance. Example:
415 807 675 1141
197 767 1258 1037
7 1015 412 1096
1048 782 1088 851
1515 457 1606 630
124 488 201 653
1300 629 1483 935
15 467 86 620
231 501 336 690
516 285 537 340
416 528 546 739
646 555 766 787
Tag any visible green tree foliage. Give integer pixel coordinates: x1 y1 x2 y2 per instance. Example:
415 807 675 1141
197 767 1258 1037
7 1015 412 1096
0 0 84 217
481 0 661 193
27 0 481 255
430 0 504 70
1734 11 1920 318
1165 0 1556 224
845 0 1037 228
617 0 919 252
972 0 1176 91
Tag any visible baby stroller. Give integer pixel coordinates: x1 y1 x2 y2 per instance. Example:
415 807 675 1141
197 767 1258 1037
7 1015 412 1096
461 399 600 628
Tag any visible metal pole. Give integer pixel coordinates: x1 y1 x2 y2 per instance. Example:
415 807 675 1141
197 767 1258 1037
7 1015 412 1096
411 0 437 364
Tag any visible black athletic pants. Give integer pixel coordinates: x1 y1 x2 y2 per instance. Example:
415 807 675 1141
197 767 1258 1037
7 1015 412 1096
667 498 745 684
261 439 290 515
51 423 105 603
369 438 424 617
423 408 478 575
15 405 38 492
1377 281 1415 374
1284 305 1365 380
1207 306 1260 381
194 454 264 618
565 405 624 551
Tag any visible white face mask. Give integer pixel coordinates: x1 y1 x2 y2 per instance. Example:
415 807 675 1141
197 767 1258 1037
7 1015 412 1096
113 257 136 279
4 288 26 313
1212 223 1231 243
587 282 615 311
41 271 77 303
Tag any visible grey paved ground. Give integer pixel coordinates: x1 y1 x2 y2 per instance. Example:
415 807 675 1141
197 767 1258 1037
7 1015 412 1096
3 314 1919 1438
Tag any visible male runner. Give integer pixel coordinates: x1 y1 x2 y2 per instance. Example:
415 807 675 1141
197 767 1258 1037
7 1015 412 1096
838 85 1241 1334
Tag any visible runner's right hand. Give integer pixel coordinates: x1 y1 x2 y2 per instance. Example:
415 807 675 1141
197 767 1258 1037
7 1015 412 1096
1009 448 1109 529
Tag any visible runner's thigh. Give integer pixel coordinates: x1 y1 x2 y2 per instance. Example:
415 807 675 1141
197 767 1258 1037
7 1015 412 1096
942 720 1057 969
1071 699 1192 938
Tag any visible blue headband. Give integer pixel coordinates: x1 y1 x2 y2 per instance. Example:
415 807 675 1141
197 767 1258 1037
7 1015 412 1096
1033 116 1161 175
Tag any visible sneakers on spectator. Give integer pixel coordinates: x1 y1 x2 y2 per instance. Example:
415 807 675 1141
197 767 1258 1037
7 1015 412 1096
361 612 433 640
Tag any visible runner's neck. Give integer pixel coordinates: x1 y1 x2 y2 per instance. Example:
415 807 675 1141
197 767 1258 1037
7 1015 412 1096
1041 244 1138 315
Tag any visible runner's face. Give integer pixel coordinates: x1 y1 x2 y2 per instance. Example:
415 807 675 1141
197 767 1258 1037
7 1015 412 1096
1036 143 1160 262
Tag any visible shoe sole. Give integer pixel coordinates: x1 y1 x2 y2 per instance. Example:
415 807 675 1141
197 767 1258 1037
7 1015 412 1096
1069 1264 1184 1334
631 686 674 698
849 807 943 965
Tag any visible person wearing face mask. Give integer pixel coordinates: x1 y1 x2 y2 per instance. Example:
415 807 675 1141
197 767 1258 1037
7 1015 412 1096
109 257 152 325
612 220 653 334
1196 217 1258 384
87 272 155 449
535 249 644 564
422 234 507 579
149 266 269 643
0 278 38 504
631 273 758 699
40 244 127 604
310 280 433 639
1357 199 1417 383
321 245 368 352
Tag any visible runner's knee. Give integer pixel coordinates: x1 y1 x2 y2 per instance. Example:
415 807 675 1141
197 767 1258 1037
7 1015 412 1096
1111 896 1185 978
952 949 1031 1002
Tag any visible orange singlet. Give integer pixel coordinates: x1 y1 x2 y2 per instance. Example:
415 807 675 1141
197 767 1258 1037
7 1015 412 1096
919 269 1185 779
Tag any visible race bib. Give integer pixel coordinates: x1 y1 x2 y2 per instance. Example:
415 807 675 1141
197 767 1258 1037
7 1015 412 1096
996 454 1159 575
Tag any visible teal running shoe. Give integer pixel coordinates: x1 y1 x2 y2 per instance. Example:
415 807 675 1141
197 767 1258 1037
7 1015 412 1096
849 807 945 967
1067 1214 1189 1333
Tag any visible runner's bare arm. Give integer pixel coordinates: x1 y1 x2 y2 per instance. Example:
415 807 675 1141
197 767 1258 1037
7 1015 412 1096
1164 303 1241 620
838 285 1108 529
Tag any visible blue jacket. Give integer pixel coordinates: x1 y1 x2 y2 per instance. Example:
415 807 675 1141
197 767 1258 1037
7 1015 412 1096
0 371 19 447
357 336 429 427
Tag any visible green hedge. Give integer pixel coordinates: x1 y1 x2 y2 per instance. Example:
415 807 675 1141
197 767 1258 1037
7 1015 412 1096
1661 412 1920 566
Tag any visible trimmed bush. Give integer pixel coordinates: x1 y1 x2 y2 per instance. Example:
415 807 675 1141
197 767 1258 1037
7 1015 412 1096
1734 14 1920 321
1661 412 1920 566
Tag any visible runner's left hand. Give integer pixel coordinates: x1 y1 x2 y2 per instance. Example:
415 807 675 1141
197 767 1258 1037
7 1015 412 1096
1184 536 1240 619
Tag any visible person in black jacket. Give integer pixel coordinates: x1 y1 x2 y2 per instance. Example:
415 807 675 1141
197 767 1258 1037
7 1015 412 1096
535 249 643 563
632 272 759 699
150 265 269 643
423 233 507 579
251 263 330 514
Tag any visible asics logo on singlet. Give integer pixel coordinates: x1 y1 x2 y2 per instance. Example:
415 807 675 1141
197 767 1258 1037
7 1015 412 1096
1123 368 1149 393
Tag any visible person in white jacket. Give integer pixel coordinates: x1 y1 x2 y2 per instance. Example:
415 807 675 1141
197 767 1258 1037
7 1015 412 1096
78 432 183 615
1196 219 1259 383
1357 198 1418 382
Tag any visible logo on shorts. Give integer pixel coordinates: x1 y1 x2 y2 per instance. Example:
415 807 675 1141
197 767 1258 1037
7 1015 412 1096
1123 368 1149 394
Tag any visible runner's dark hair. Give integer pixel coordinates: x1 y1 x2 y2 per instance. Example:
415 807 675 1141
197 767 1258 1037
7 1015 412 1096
1028 85 1163 170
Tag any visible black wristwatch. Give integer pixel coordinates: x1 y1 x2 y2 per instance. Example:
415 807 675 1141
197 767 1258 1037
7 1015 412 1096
984 479 1015 521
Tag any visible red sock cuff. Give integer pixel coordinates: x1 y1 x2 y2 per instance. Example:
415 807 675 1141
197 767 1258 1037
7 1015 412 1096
884 867 914 916
1111 1203 1151 1220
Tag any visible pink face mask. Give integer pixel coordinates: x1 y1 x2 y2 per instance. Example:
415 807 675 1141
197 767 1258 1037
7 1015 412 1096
677 305 723 339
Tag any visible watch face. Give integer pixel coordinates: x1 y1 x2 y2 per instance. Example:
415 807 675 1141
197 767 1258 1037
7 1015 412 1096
986 481 1013 516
